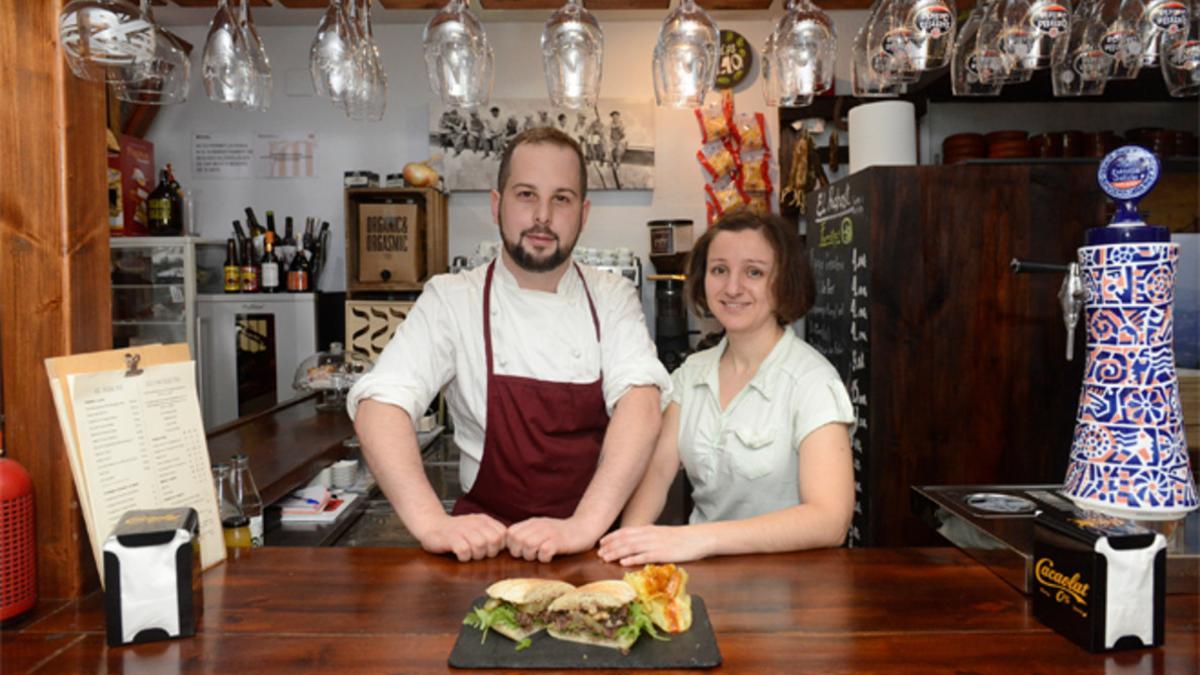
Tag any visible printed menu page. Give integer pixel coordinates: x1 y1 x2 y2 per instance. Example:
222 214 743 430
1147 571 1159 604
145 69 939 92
61 359 225 579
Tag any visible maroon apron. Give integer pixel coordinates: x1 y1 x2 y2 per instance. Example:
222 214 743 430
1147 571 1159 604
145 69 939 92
451 261 609 524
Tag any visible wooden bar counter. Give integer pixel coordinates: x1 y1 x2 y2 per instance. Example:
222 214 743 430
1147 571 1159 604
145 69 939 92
6 547 1198 673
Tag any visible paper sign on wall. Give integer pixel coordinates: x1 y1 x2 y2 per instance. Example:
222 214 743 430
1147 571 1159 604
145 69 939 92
193 132 253 179
256 132 317 179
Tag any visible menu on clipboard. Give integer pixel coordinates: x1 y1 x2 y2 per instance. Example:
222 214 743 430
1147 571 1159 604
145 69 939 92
45 344 226 584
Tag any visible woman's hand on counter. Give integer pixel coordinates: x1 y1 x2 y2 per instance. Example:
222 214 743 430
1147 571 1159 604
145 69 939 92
416 512 507 562
597 525 714 566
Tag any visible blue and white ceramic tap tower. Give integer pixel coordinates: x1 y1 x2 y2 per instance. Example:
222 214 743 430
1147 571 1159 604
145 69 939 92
1063 146 1198 519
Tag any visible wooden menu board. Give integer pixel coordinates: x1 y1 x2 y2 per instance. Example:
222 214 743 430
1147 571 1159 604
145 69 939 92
45 344 226 584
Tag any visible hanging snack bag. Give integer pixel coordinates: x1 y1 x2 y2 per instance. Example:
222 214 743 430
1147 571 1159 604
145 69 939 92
704 175 749 219
737 148 772 194
697 138 740 183
694 95 734 144
731 112 768 150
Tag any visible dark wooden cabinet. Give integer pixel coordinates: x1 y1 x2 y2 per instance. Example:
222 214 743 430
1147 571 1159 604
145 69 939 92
804 164 1109 547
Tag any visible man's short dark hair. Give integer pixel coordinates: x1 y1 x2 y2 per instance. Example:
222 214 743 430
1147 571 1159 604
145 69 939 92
684 209 814 325
496 127 588 199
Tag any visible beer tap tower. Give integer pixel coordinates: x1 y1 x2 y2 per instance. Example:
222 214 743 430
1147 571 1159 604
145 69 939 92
1062 146 1197 518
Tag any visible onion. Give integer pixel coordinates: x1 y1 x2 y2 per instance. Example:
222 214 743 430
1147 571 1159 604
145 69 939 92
403 162 439 188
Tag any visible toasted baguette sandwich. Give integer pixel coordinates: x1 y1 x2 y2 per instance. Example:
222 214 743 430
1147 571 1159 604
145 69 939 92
624 563 693 633
463 578 575 644
545 580 665 652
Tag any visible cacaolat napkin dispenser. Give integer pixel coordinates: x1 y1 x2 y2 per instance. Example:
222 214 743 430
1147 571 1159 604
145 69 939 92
1032 506 1166 653
103 507 201 647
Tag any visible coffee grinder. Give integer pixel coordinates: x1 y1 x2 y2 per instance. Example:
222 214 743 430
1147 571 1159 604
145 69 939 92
647 219 695 371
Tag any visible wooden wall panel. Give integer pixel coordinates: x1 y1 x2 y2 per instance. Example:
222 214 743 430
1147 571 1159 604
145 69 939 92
0 0 111 599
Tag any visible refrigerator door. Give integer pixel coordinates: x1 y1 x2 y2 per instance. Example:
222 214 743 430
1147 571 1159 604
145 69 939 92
196 294 317 429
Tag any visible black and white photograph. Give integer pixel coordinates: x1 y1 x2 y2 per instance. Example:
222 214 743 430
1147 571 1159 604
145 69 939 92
429 99 655 192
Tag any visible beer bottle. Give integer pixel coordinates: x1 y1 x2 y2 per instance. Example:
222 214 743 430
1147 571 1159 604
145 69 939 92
223 238 240 293
240 239 259 292
146 170 173 235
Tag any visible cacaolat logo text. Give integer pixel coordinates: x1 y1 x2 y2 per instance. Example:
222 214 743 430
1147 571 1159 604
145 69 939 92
1036 558 1090 607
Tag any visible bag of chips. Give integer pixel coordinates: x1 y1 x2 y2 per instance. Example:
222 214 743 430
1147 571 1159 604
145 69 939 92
693 94 734 144
731 112 767 150
736 148 772 194
696 139 740 182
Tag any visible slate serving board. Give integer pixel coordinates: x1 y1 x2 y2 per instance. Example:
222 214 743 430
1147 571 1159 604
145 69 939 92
448 596 721 669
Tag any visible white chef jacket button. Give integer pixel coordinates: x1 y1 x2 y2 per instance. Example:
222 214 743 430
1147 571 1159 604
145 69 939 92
498 357 507 367
571 349 581 358
491 307 498 316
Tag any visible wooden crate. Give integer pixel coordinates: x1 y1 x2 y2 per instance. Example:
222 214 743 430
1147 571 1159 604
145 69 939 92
345 187 448 293
345 300 415 363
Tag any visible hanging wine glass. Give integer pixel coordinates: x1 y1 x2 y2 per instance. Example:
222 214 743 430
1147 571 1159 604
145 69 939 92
902 0 958 71
999 0 1072 71
311 0 356 101
1159 2 1200 96
1051 0 1113 95
952 0 1005 94
236 0 272 111
981 0 1035 82
423 0 494 109
114 0 190 104
345 0 387 121
772 0 837 105
203 0 253 105
760 31 791 106
652 0 720 108
59 0 156 83
542 0 604 109
1096 0 1145 79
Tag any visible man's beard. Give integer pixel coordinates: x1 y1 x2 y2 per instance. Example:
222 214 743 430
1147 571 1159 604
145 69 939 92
499 211 579 273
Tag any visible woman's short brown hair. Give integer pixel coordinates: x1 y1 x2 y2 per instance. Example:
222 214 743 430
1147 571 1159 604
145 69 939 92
684 210 814 325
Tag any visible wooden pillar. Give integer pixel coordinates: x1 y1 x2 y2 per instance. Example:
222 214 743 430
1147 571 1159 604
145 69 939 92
0 0 111 598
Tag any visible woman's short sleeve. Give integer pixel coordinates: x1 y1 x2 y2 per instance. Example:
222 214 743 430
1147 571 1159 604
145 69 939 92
791 375 856 451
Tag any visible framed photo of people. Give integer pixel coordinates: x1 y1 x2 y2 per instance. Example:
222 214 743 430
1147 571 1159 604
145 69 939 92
429 99 655 192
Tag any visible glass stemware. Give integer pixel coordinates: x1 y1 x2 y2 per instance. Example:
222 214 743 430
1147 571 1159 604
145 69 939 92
652 0 720 108
952 0 1006 94
541 0 604 109
868 0 922 84
345 0 387 121
59 0 156 83
203 0 253 104
310 0 356 101
982 0 1036 81
423 0 494 109
998 0 1071 71
852 3 907 97
1139 0 1191 65
903 0 957 71
1096 0 1146 79
114 0 190 104
772 0 837 105
237 0 272 111
1159 2 1200 95
1051 0 1113 95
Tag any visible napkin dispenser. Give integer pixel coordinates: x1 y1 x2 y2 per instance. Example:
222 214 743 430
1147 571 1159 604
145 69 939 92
103 507 201 647
1033 506 1166 653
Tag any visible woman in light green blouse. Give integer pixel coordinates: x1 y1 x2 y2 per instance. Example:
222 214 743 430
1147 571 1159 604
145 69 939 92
598 211 855 564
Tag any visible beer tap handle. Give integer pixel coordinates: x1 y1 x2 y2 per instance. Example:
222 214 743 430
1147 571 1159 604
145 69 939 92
1058 263 1084 361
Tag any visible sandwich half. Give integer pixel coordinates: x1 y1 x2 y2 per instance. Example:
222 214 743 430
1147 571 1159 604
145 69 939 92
463 578 575 645
545 580 666 652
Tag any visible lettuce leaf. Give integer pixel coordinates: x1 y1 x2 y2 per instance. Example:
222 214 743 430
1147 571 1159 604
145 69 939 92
462 602 521 645
617 601 669 645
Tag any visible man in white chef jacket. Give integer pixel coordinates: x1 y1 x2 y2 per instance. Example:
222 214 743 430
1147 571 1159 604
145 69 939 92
348 128 669 563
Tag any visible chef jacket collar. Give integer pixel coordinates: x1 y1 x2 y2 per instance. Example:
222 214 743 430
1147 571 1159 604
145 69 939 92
494 252 581 296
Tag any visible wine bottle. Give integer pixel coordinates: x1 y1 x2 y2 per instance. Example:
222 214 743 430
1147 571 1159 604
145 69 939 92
244 207 263 238
260 231 280 294
223 238 240 293
265 210 278 239
284 216 295 248
287 242 311 292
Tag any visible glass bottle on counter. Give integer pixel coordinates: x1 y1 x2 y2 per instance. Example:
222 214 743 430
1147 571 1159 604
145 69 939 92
223 238 241 293
213 463 252 549
146 169 175 235
260 232 281 293
230 453 264 547
287 242 310 292
240 239 260 292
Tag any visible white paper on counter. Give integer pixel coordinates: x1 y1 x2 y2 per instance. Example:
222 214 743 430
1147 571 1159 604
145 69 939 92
68 362 225 577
